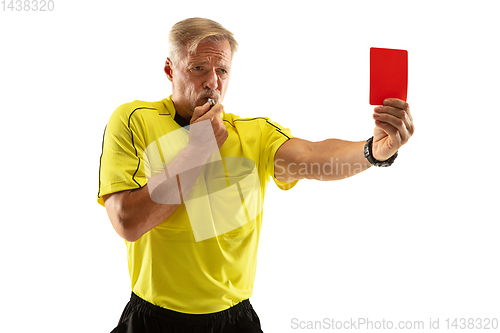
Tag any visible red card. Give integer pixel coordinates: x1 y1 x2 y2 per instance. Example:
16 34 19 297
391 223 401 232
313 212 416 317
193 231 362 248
370 47 408 105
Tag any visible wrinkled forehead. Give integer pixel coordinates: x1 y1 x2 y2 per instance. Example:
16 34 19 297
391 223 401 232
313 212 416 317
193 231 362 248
181 39 232 65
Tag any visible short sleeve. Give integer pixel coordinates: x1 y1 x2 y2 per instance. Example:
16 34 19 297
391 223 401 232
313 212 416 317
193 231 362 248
261 118 299 191
97 104 148 206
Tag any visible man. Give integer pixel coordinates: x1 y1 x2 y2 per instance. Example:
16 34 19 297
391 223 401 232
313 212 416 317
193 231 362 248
98 17 414 333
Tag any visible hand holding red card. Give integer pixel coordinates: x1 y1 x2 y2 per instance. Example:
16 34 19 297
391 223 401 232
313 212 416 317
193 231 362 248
369 47 414 162
370 47 408 105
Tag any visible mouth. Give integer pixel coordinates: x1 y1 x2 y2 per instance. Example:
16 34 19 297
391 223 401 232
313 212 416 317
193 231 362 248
193 94 220 110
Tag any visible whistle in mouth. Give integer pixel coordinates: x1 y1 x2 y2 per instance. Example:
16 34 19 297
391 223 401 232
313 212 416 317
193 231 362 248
207 98 223 119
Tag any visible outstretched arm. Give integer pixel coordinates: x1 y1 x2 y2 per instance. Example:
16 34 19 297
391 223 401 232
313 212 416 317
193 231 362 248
274 98 414 182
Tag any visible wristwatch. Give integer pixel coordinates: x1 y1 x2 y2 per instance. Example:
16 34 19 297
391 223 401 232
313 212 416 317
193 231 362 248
364 136 398 167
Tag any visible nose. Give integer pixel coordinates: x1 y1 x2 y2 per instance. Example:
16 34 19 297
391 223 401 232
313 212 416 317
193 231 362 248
203 68 219 91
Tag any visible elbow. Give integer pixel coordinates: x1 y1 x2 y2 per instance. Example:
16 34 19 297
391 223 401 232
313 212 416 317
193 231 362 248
114 216 143 242
123 234 142 243
104 191 145 242
107 209 143 242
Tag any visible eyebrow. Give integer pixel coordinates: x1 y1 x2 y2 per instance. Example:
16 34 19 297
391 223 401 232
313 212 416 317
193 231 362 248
188 60 210 66
188 60 231 70
188 56 231 66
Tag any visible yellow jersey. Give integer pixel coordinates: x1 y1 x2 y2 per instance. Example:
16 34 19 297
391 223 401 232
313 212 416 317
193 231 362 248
97 96 297 313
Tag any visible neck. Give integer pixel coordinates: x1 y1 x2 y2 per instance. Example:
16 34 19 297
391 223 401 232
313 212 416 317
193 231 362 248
171 99 193 124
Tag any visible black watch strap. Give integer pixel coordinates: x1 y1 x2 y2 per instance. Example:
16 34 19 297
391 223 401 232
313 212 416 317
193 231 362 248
364 136 398 167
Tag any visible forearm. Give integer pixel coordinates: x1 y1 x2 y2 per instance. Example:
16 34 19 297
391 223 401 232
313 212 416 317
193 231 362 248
306 139 371 180
275 138 371 182
106 144 211 241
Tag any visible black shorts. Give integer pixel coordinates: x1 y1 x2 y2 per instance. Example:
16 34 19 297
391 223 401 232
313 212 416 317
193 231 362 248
111 292 263 333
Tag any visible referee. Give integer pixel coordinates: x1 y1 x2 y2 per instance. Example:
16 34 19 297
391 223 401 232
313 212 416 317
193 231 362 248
98 17 414 333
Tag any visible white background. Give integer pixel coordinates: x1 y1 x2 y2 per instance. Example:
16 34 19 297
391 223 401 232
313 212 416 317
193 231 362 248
1 0 499 332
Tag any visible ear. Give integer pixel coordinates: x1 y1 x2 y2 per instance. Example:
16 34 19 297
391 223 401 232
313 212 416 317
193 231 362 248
164 58 174 82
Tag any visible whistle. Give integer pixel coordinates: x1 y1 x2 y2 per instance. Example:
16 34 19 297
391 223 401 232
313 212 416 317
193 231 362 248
207 98 223 119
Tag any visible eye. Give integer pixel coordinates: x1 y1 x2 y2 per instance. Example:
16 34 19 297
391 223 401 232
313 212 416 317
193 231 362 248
219 68 228 75
192 66 202 71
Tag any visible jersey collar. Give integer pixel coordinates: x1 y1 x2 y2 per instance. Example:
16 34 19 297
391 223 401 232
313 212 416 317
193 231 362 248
159 95 190 128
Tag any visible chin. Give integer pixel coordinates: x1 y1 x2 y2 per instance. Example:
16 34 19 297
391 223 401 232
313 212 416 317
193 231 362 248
190 101 201 114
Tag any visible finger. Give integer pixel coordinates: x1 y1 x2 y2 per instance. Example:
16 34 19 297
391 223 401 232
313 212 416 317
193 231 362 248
375 105 406 119
374 106 412 136
373 113 410 144
191 102 212 124
212 112 227 134
192 104 213 124
404 104 415 136
209 113 228 148
209 104 224 121
213 118 227 138
376 103 414 138
383 98 409 111
196 104 224 123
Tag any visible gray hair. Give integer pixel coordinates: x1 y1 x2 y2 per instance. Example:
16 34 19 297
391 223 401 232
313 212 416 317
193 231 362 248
168 17 238 65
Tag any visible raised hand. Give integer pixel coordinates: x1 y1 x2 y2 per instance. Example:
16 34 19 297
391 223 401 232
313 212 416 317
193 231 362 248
372 98 415 161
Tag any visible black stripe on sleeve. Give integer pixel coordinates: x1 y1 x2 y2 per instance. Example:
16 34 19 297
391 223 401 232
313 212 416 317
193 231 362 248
97 125 107 199
127 107 157 188
98 106 159 199
233 117 291 139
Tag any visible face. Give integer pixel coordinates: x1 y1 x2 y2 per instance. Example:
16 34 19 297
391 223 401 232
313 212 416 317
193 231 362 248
165 38 232 121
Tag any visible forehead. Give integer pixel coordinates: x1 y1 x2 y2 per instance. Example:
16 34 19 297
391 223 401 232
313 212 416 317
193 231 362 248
184 39 232 65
